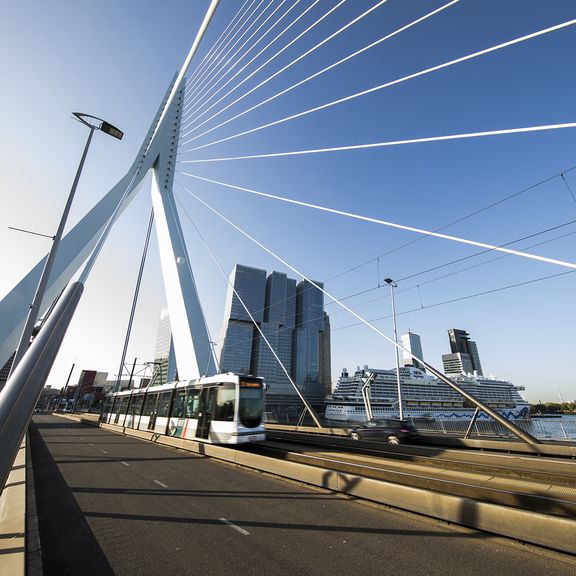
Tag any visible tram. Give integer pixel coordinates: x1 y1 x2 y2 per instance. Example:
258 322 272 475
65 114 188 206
101 373 266 444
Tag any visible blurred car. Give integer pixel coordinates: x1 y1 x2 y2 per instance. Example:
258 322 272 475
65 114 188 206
347 419 418 444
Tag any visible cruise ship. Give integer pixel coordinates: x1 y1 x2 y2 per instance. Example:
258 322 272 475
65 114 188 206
325 365 531 423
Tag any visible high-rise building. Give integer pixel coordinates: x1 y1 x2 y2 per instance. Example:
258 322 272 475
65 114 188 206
320 312 332 396
442 328 483 376
219 265 330 406
294 279 326 401
401 331 425 372
153 307 177 385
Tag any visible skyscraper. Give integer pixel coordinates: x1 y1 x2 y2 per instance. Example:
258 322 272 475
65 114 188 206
401 330 425 372
294 279 325 401
219 265 330 405
320 312 332 396
442 328 483 376
153 307 177 385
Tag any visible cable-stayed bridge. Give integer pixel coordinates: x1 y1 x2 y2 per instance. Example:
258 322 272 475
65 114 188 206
1 1 576 572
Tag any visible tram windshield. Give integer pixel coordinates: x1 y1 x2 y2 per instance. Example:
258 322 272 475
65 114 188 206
239 379 264 428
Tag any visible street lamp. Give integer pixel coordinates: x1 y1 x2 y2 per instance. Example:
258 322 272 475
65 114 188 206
9 113 123 377
384 278 404 420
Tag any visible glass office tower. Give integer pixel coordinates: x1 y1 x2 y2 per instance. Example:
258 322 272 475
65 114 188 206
219 265 330 411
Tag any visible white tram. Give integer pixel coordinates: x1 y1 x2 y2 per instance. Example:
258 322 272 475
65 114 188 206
101 373 266 444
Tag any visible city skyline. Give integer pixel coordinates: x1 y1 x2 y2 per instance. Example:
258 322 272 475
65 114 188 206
1 1 575 403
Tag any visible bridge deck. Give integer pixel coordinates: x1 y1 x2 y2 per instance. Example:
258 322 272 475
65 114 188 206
28 415 576 575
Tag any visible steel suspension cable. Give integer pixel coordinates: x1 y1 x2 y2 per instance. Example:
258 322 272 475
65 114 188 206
183 0 292 123
181 0 307 128
184 0 253 96
179 0 350 141
184 0 271 105
181 0 459 148
180 17 576 153
183 0 283 117
176 183 541 443
180 121 576 162
177 171 576 271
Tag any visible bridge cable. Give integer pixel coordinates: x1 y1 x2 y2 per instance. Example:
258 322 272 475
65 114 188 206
179 0 362 141
177 171 576 271
180 0 458 145
184 0 253 92
179 17 576 152
183 0 263 103
183 0 284 114
325 166 576 282
180 0 310 128
183 0 274 107
183 0 295 122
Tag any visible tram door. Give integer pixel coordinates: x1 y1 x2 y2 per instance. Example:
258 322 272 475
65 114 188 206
196 387 216 440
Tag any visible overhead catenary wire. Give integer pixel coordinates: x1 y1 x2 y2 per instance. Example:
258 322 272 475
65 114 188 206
179 17 576 153
325 164 576 282
323 226 576 315
177 171 576 271
181 0 460 148
332 268 576 333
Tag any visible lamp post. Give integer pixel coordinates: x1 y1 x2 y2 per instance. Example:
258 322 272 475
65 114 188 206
384 278 403 420
9 113 123 377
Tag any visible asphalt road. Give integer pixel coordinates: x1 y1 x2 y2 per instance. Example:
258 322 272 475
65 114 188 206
30 415 576 576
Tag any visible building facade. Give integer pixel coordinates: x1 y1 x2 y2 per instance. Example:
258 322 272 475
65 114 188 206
219 265 330 411
153 306 177 385
442 328 484 376
401 331 425 372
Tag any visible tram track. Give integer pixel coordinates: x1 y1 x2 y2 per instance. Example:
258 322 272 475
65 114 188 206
266 431 576 486
247 435 576 518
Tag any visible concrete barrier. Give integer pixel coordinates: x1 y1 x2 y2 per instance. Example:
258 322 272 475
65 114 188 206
0 440 26 576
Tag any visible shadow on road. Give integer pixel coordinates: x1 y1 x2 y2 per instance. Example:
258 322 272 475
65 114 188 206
29 422 115 576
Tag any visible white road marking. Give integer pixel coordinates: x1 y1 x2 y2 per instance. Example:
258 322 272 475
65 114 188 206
154 480 167 488
121 461 129 467
219 518 250 536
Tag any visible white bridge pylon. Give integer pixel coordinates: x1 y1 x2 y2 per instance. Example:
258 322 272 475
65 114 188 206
0 0 222 379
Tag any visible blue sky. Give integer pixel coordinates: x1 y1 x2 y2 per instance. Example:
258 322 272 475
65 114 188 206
1 0 576 402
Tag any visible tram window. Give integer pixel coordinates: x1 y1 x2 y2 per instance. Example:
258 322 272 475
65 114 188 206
118 397 129 414
157 392 172 417
239 385 263 428
214 385 235 421
185 389 200 418
130 395 143 414
173 391 186 418
142 393 158 416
